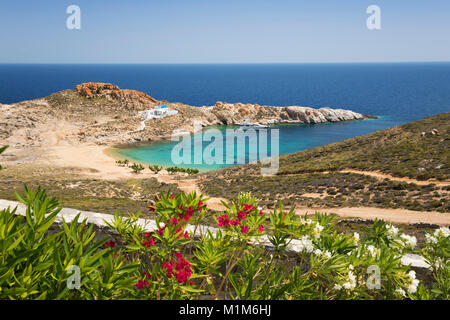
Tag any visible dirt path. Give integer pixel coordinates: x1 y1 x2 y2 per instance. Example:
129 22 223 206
294 206 449 226
338 169 450 186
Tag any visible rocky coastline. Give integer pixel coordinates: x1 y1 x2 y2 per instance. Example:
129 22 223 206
0 82 373 150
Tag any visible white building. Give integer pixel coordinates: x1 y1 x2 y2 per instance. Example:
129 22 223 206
139 105 179 120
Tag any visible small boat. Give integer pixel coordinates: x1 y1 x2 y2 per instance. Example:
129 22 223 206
238 122 270 129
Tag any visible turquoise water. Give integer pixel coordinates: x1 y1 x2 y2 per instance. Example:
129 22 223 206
115 117 389 171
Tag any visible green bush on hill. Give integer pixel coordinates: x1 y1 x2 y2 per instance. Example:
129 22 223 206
149 165 163 174
130 163 145 174
166 166 199 175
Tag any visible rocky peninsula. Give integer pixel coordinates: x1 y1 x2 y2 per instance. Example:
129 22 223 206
0 82 371 150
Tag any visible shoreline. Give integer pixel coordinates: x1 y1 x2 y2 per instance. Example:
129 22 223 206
108 115 386 171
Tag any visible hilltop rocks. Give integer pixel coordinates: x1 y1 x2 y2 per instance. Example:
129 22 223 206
75 82 158 110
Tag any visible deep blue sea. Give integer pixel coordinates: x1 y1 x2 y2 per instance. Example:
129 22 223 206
1 63 449 170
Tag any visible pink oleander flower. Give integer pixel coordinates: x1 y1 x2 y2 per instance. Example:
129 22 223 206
135 279 149 289
241 225 249 235
161 261 174 278
258 224 264 233
217 214 231 228
142 237 155 247
179 206 194 222
231 218 240 226
161 252 192 284
148 202 156 212
103 240 116 248
198 201 206 209
237 210 247 221
243 203 256 212
157 226 165 236
175 226 189 240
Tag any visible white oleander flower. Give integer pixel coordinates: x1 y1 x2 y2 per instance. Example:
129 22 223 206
407 280 419 294
386 224 399 238
342 282 352 290
300 218 314 226
400 234 417 249
366 245 380 258
433 257 444 270
314 248 331 258
298 235 314 253
425 233 438 244
334 284 342 290
353 232 360 244
312 224 324 239
434 227 450 238
407 271 419 294
342 270 357 290
395 288 406 297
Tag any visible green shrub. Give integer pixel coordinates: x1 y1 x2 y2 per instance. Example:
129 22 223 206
130 163 145 174
166 166 199 175
149 165 163 174
115 159 130 167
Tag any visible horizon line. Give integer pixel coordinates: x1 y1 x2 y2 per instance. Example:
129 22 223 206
1 61 450 65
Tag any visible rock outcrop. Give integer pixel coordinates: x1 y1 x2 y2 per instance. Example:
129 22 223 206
75 82 158 110
210 102 365 125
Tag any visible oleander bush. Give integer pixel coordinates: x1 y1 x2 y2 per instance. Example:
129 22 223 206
0 187 139 299
0 187 448 300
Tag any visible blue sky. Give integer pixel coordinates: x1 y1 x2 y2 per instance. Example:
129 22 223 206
0 0 449 63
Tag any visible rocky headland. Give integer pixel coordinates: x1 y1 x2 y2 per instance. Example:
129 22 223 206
0 82 371 150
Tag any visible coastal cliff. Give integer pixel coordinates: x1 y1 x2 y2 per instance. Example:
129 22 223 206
1 82 370 148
